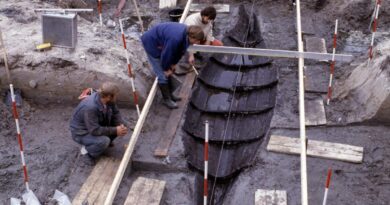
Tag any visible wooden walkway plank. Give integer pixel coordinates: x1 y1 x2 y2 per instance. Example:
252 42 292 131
72 157 110 205
190 4 230 13
255 189 287 205
305 97 327 126
94 159 121 203
305 37 327 53
304 66 329 93
154 72 196 157
86 158 117 204
267 135 364 163
124 177 166 205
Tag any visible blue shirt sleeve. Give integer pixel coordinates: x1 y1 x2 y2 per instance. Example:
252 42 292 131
160 38 182 70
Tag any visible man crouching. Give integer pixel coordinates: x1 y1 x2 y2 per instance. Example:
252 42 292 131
70 82 128 165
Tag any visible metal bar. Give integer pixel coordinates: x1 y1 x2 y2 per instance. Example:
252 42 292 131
34 8 93 12
187 45 353 62
296 1 308 205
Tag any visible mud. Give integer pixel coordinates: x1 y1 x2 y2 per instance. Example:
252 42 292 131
1 0 390 204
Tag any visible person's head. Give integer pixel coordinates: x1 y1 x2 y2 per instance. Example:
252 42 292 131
187 25 205 45
200 6 217 24
98 82 120 104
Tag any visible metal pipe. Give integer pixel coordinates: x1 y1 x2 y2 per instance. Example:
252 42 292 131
187 45 353 62
296 1 308 205
34 8 93 12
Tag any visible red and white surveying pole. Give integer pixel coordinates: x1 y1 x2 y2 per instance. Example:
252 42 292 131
204 121 209 205
10 84 30 191
368 0 381 63
98 0 103 27
322 168 332 205
326 19 338 105
119 18 141 116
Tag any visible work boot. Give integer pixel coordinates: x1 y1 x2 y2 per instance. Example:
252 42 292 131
80 154 96 166
168 77 182 102
159 84 178 109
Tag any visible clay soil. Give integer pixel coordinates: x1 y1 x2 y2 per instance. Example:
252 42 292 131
1 0 390 204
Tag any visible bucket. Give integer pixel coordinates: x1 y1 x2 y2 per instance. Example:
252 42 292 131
169 8 184 22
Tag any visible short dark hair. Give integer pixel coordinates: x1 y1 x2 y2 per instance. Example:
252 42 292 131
201 6 217 20
187 25 205 41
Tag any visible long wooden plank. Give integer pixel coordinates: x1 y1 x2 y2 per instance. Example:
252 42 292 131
72 157 110 205
124 177 166 205
267 135 364 163
94 159 121 203
255 189 287 205
190 4 230 13
154 72 196 157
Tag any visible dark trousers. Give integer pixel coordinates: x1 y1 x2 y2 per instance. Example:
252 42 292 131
72 134 117 157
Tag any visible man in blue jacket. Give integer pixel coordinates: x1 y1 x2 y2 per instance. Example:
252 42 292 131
70 82 128 165
141 23 205 109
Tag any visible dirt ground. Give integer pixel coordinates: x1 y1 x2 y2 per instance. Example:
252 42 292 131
1 0 390 204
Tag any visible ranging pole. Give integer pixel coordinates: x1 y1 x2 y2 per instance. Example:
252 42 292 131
119 18 141 116
322 168 333 205
326 19 339 105
368 0 381 63
295 1 308 205
10 84 30 191
204 121 209 205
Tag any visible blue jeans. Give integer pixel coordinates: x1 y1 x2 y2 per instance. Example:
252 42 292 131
72 134 116 157
146 53 168 84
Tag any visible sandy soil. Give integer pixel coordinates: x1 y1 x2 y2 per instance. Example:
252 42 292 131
1 0 390 204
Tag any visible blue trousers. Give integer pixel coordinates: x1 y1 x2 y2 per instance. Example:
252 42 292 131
146 53 168 84
72 134 116 157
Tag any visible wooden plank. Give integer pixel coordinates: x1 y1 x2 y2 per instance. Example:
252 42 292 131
304 66 329 93
190 4 230 13
305 97 326 126
86 158 117 203
159 0 176 9
94 159 121 203
124 177 166 205
255 189 287 205
72 157 110 205
305 37 327 53
267 135 364 163
154 72 196 157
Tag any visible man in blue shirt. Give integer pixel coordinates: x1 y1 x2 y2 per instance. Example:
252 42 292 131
141 23 205 109
70 82 128 165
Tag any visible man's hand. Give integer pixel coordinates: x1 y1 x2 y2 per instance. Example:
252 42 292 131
116 124 128 136
164 69 173 77
188 54 195 65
